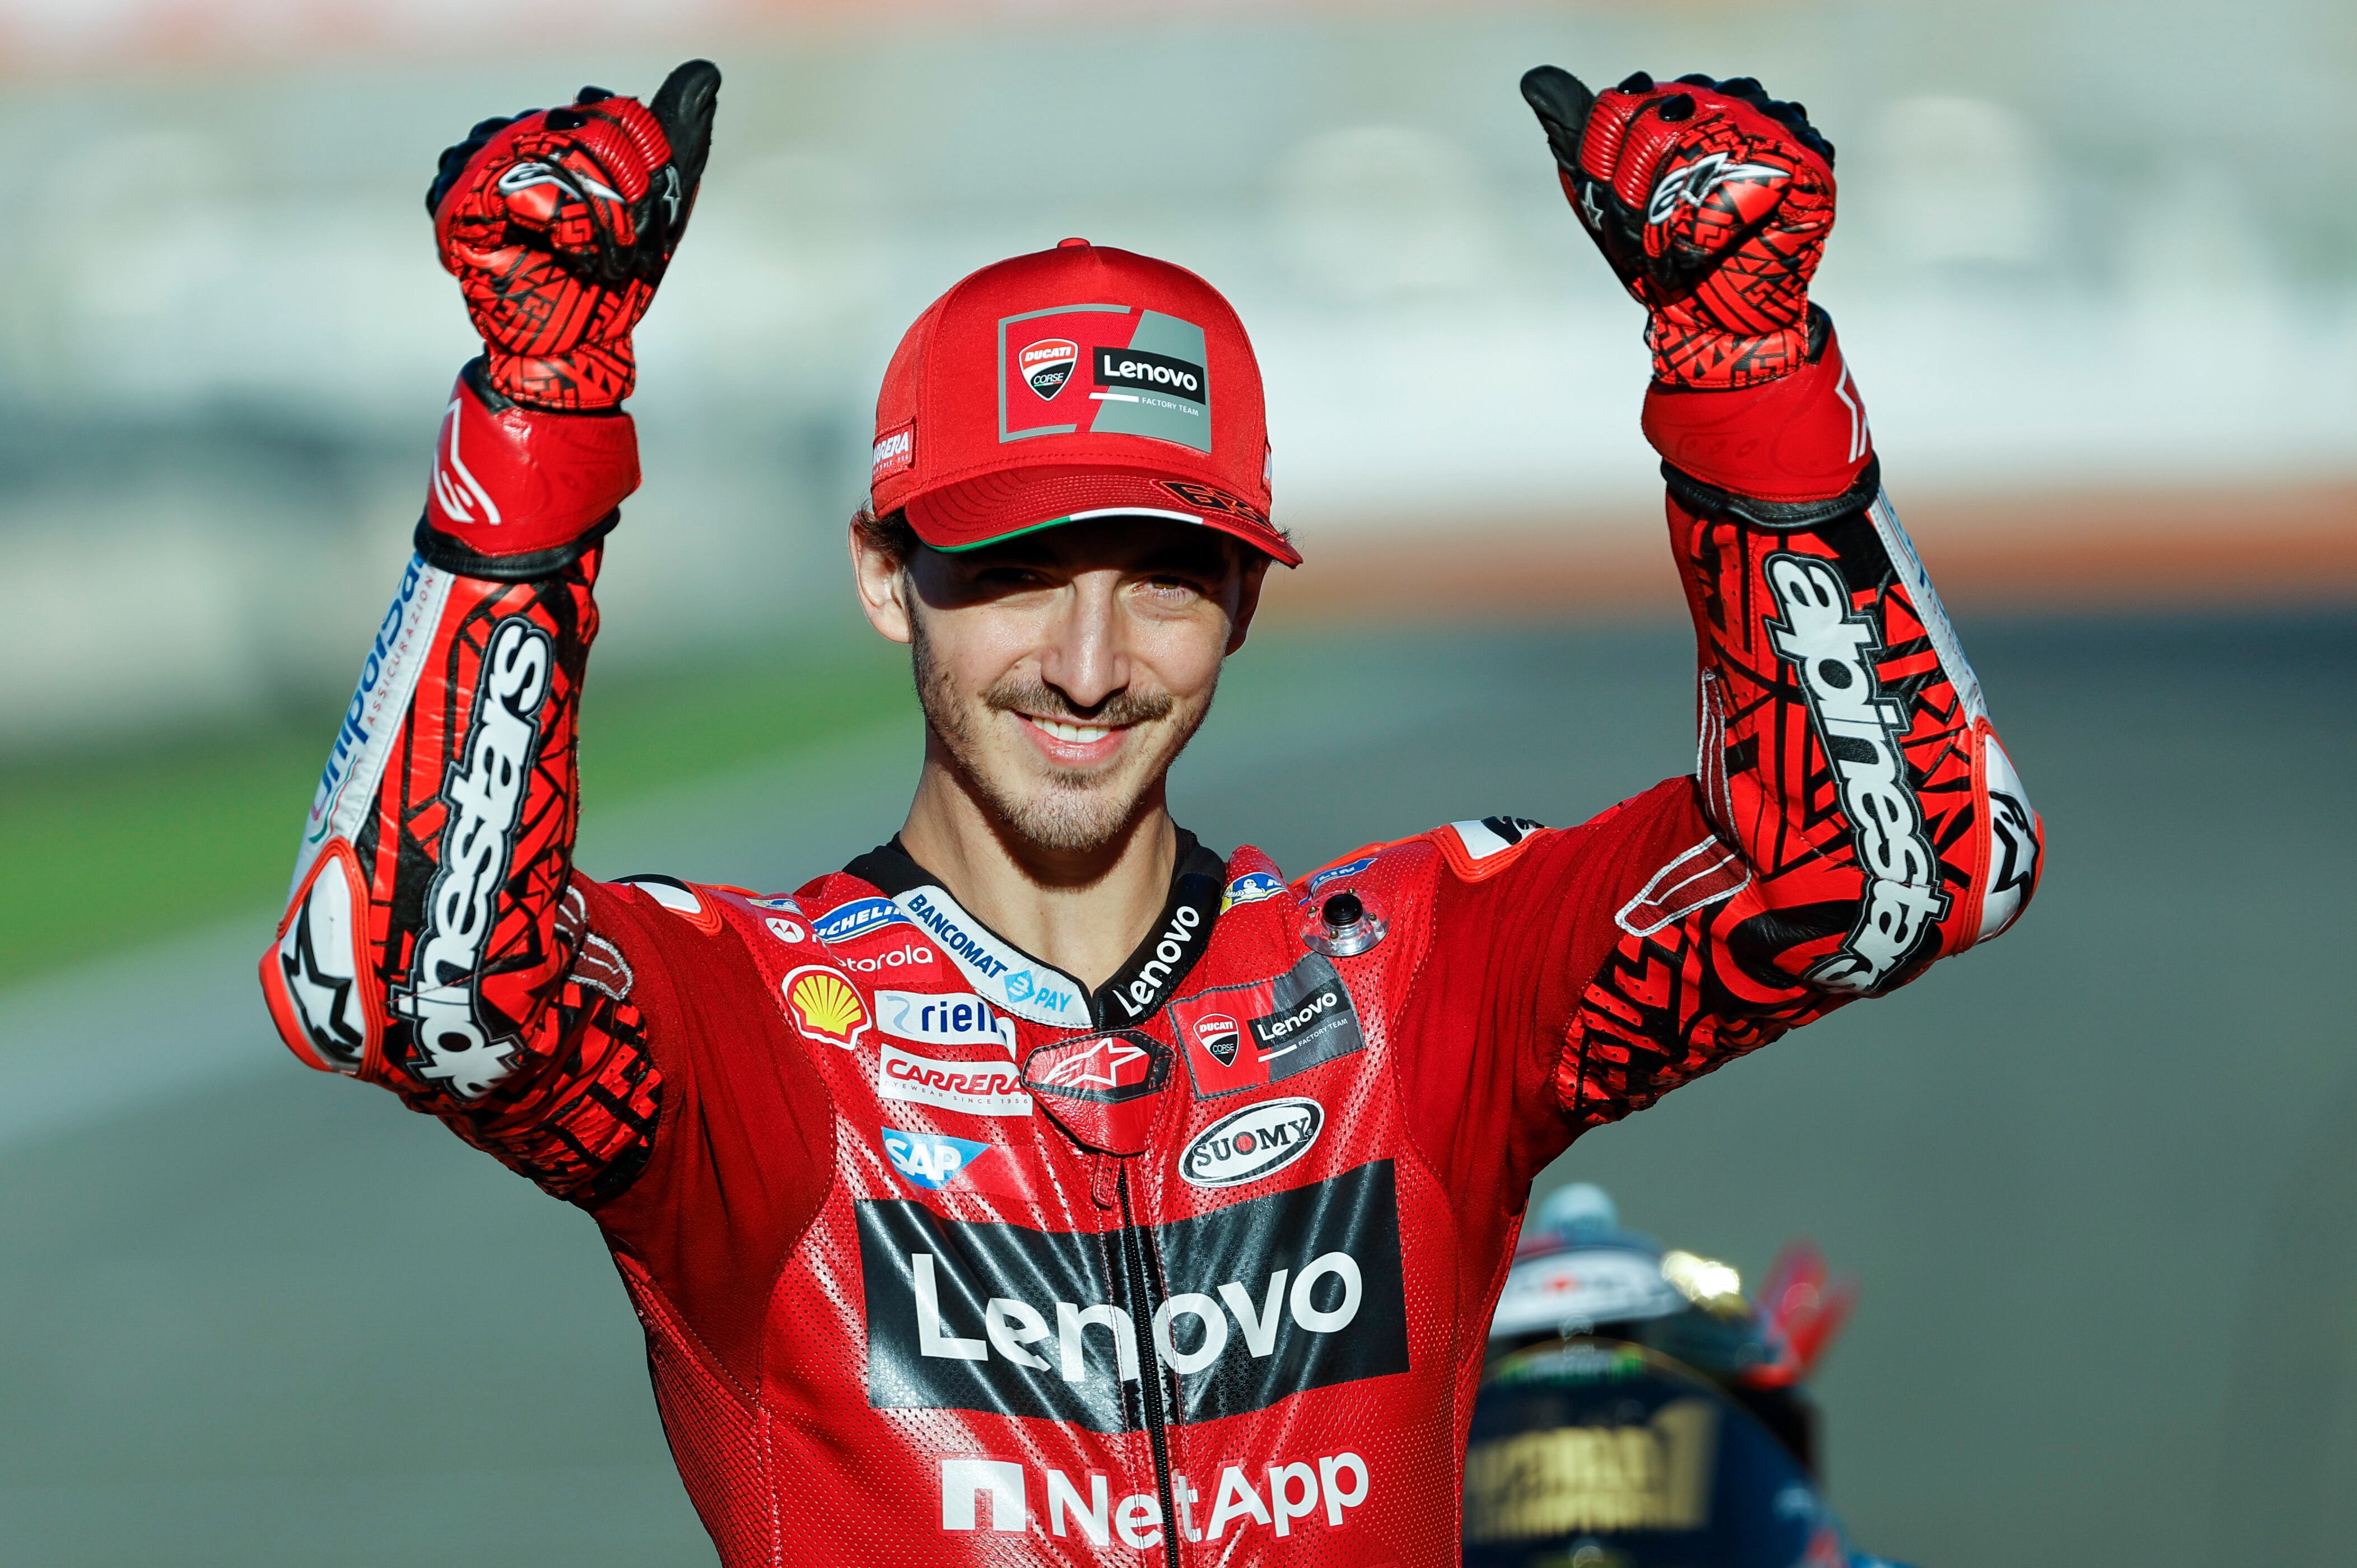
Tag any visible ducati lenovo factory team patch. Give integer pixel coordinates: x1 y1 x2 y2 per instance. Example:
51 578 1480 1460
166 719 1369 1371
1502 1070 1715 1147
860 1159 1408 1432
1168 953 1368 1099
999 305 1212 454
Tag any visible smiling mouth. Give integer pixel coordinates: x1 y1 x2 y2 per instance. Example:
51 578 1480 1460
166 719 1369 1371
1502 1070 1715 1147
1028 716 1115 745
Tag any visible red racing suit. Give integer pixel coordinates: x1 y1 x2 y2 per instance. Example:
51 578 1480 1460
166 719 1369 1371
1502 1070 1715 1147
258 324 2041 1564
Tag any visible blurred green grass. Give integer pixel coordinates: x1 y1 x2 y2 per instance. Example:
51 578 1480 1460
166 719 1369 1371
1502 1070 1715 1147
0 641 909 992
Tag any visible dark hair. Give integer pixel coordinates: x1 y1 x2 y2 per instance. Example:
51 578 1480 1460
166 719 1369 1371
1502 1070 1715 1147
851 502 921 568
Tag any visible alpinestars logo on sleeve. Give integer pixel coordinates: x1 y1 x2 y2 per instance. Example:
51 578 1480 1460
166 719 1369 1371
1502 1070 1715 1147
390 615 552 1098
1763 553 1949 992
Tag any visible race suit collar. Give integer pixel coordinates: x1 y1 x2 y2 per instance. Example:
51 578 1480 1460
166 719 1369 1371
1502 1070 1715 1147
842 829 1228 1030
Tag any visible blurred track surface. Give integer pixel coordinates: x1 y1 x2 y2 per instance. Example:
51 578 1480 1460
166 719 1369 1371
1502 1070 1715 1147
1 611 2350 1566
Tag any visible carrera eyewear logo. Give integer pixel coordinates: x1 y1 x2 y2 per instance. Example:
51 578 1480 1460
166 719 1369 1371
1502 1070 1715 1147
861 1159 1408 1432
1181 1098 1324 1188
782 965 872 1050
1019 338 1078 399
872 420 915 479
389 615 551 1100
1762 553 1950 992
879 1042 1033 1118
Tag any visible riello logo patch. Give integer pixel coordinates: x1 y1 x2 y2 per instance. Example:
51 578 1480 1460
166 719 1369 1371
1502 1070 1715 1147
1181 1098 1323 1188
1020 338 1078 400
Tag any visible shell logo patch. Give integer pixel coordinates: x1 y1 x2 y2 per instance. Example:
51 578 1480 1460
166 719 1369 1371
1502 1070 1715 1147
782 965 870 1051
1019 338 1078 400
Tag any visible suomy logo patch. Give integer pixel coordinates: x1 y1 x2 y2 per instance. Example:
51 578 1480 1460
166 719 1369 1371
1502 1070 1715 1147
1181 1098 1324 1188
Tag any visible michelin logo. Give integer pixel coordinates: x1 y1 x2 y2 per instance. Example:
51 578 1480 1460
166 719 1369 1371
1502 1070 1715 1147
1764 553 1950 992
814 895 913 944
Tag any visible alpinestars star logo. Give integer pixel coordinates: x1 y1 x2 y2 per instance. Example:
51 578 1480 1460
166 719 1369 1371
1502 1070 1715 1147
1647 150 1787 225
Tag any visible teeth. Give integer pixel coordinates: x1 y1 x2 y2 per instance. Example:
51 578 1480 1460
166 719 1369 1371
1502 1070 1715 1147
1033 717 1112 744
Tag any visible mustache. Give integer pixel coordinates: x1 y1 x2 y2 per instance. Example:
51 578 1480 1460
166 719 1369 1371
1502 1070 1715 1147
983 675 1173 729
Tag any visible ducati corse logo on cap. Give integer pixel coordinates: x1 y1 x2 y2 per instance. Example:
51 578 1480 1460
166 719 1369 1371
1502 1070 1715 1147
1019 338 1078 400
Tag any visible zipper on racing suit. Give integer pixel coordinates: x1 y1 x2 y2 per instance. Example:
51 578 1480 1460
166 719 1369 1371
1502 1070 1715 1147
1115 1163 1182 1567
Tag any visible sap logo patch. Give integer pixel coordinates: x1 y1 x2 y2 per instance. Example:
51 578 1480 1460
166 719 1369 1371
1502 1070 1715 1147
881 1127 994 1191
1221 871 1287 912
879 990 1013 1052
1181 1098 1323 1188
1170 954 1367 1100
1019 338 1078 400
748 893 803 913
1307 856 1375 894
782 965 871 1051
814 895 914 945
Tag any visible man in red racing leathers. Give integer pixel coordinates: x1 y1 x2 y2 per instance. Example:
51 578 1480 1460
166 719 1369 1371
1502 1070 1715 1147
257 59 2043 1567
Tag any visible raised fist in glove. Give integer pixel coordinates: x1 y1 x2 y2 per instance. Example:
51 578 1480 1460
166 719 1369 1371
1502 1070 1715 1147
1522 68 1834 390
429 60 721 410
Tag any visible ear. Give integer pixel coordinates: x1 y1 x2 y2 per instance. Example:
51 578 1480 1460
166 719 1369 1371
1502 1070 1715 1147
849 517 915 645
1225 554 1273 655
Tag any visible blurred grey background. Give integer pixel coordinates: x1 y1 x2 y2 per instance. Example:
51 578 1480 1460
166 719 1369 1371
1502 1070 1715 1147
2 2 2353 1565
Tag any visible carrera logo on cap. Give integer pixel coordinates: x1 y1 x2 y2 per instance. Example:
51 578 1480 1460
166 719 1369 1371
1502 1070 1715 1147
1018 338 1078 400
872 421 915 480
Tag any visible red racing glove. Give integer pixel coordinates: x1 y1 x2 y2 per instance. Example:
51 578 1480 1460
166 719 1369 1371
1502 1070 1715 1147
1521 68 1836 390
429 60 721 411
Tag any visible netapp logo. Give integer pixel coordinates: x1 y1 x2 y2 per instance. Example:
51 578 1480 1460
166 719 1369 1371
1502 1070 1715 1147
942 1449 1369 1546
1094 346 1205 403
1763 552 1950 992
861 1160 1407 1432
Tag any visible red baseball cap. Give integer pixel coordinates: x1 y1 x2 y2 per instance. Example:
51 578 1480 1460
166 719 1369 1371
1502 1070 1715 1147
868 237 1298 567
